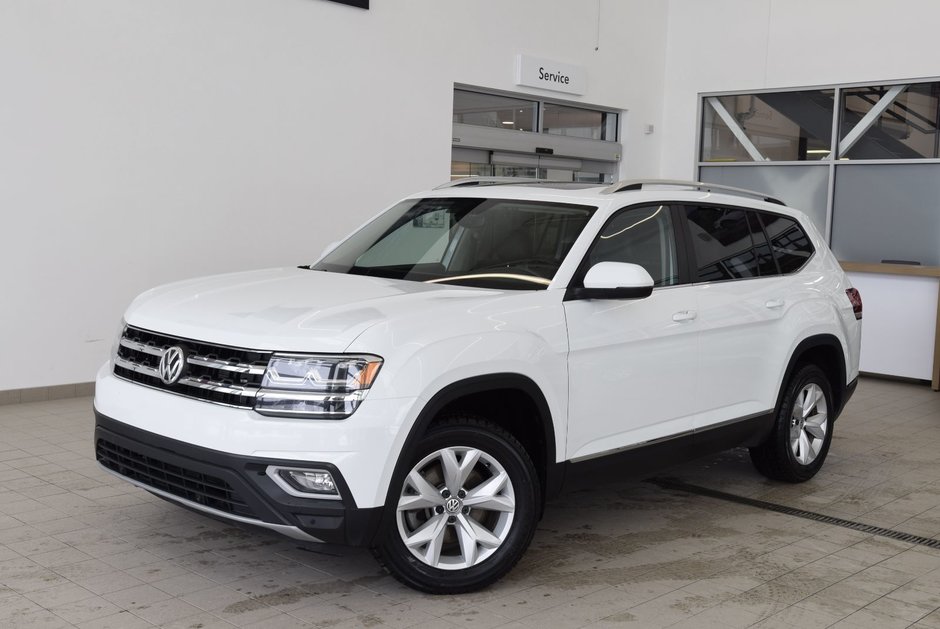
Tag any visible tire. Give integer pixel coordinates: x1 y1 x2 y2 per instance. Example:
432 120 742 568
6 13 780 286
373 414 539 594
749 364 834 483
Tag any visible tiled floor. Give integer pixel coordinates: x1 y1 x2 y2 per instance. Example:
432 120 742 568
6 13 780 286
0 377 939 628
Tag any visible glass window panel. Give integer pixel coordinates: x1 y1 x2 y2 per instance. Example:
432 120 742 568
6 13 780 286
701 90 834 162
319 198 596 289
450 162 497 180
356 209 453 267
572 171 611 183
759 214 814 274
452 89 537 132
685 206 761 281
747 212 779 276
542 104 617 141
450 161 472 179
586 205 678 286
698 164 829 236
830 164 940 266
840 83 940 159
493 165 538 178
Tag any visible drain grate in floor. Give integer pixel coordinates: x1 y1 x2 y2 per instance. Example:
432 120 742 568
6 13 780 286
647 477 940 550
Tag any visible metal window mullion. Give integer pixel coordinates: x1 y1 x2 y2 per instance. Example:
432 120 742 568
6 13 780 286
837 84 908 158
935 90 940 159
694 96 705 178
824 86 841 243
705 97 766 162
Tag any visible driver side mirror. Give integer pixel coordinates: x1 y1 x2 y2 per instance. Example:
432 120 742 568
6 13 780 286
565 262 655 301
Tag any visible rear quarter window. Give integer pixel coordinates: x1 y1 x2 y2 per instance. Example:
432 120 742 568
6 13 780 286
758 213 815 274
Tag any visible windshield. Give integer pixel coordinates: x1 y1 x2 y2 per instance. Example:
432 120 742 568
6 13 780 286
314 197 596 289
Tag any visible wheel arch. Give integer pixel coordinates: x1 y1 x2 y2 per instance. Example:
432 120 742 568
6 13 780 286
385 374 561 522
778 334 849 418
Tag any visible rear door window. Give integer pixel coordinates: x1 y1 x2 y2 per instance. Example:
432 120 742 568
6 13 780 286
748 211 779 276
684 205 763 281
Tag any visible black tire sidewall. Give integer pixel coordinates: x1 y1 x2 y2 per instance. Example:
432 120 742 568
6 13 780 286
376 420 538 594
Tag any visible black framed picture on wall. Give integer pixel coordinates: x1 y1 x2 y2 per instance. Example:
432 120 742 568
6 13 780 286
325 0 368 8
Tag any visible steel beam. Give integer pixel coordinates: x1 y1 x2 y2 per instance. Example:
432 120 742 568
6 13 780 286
706 97 766 162
837 84 908 158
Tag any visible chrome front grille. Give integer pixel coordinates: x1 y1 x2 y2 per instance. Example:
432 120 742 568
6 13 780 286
113 326 272 408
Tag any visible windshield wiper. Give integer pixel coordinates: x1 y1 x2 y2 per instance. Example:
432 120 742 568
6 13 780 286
425 273 551 287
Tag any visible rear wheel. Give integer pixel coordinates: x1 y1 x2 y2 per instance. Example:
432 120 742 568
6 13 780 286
373 415 538 594
750 364 834 482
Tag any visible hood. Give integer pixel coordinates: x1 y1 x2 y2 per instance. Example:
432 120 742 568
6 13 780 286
124 268 500 352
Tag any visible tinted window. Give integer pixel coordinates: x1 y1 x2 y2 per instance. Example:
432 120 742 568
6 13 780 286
759 213 815 273
584 205 679 286
685 205 762 281
748 212 779 276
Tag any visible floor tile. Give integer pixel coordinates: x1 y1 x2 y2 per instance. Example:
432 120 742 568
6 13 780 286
0 381 936 628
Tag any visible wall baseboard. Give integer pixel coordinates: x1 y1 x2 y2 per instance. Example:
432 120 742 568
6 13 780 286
0 382 95 406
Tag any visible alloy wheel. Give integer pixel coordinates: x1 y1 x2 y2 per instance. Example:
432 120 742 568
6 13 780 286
789 382 829 465
396 446 515 570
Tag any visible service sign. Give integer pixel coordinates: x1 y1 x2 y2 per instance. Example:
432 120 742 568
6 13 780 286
515 54 586 95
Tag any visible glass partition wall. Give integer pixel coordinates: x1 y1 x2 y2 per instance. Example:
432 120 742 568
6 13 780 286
698 80 940 266
452 88 621 184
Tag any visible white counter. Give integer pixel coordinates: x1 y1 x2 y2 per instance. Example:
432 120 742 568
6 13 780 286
842 262 940 391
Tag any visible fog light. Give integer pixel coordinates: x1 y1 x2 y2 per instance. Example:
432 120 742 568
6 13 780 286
266 466 340 499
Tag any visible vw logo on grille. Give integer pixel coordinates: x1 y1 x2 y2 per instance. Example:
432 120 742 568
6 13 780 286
158 346 187 385
445 497 462 513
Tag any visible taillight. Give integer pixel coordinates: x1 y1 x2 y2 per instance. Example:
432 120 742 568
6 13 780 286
846 288 862 320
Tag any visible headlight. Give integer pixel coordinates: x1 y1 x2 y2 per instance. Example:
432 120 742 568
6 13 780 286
255 354 383 419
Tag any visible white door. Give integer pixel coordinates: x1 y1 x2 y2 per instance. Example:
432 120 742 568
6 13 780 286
564 205 700 461
681 205 801 429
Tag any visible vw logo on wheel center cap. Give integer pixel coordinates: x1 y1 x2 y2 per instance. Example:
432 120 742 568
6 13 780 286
444 497 462 514
158 346 187 385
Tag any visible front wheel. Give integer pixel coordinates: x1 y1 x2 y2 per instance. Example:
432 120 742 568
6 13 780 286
750 364 834 483
373 415 539 594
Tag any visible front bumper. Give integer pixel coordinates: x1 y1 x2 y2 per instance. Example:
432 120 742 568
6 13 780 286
94 411 383 546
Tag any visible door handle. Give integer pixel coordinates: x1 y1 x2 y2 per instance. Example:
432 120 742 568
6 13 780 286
765 299 785 309
672 310 697 322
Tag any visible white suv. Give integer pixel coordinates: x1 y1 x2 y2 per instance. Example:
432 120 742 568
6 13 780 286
94 179 862 593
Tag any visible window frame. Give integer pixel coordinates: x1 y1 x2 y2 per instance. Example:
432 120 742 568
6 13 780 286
566 203 694 292
454 85 621 143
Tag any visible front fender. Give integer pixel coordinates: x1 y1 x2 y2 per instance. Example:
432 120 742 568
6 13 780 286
345 291 569 508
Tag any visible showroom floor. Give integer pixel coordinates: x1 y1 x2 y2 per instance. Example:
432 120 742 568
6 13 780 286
0 378 938 628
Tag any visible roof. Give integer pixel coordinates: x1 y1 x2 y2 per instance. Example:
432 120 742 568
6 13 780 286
420 178 801 218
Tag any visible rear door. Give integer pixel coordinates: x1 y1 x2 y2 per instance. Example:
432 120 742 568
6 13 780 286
681 204 813 429
564 204 700 461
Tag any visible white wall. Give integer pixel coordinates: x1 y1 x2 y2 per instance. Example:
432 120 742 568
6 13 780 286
0 0 669 390
659 0 940 178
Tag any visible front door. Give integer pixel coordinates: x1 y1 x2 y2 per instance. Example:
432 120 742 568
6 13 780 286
564 204 700 461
